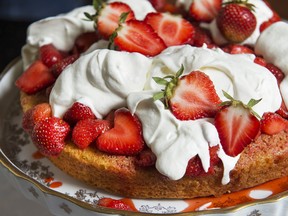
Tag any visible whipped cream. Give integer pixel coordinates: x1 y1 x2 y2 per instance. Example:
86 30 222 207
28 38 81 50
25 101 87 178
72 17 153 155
202 0 273 46
255 21 288 109
50 45 282 183
50 49 152 118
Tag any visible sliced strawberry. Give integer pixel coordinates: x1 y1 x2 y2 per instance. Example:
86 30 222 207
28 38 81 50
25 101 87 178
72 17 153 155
265 63 285 84
32 117 70 156
50 54 79 78
97 2 135 39
170 71 221 120
72 119 111 149
39 44 63 68
189 0 222 22
216 1 257 43
214 92 261 157
135 148 157 167
63 102 96 126
221 44 254 54
261 112 288 135
185 145 220 177
72 32 99 54
154 67 221 120
22 103 52 134
114 20 167 56
144 12 195 46
15 60 55 94
98 198 134 211
96 108 144 156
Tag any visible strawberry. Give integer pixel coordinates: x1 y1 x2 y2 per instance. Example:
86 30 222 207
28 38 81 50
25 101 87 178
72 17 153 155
72 32 99 54
214 91 261 157
192 26 215 47
72 119 111 149
63 102 96 126
96 2 135 39
153 66 221 120
265 63 285 84
135 148 157 167
98 198 134 211
15 60 55 94
216 0 257 43
259 11 281 32
261 112 288 135
144 12 195 46
22 103 52 134
254 56 267 67
50 54 79 78
149 0 166 11
276 101 288 119
113 19 167 56
39 44 63 68
189 0 222 22
31 117 70 156
221 44 254 54
185 145 220 177
96 108 144 155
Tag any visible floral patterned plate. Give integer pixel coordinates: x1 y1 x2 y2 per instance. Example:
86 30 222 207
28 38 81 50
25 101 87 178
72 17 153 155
1 60 288 216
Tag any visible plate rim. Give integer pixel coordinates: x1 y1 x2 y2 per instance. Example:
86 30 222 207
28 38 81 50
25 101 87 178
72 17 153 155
1 59 288 216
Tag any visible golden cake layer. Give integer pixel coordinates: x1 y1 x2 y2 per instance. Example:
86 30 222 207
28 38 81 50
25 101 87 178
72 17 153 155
20 91 288 199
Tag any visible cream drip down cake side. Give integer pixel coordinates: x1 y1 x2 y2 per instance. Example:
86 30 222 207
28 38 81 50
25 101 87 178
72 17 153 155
15 0 288 202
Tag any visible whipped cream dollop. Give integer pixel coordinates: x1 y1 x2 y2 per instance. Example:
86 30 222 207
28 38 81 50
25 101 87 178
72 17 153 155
202 0 273 46
255 21 288 109
50 45 282 183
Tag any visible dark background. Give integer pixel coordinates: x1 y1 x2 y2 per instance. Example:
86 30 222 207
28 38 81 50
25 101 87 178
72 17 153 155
0 0 286 73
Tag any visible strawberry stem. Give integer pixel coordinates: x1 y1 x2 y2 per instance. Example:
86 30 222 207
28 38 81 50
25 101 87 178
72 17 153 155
221 90 262 119
152 65 184 108
222 0 255 12
108 12 130 50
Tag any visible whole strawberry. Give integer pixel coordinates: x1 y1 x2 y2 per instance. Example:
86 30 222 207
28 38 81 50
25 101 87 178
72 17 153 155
32 117 70 156
216 0 256 43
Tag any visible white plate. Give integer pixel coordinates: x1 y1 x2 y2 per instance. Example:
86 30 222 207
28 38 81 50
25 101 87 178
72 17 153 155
1 60 288 216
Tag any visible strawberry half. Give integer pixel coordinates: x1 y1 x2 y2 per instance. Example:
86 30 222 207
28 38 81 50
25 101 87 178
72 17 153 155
22 103 52 134
189 0 222 22
185 145 220 177
153 66 221 120
96 108 144 155
63 102 96 126
72 119 111 149
214 92 261 157
39 44 63 68
144 12 195 46
216 1 257 43
114 19 167 56
97 2 135 39
32 117 70 156
15 60 55 94
98 198 135 211
260 112 288 135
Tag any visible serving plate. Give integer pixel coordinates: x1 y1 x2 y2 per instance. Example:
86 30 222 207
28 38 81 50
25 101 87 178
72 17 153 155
1 60 288 216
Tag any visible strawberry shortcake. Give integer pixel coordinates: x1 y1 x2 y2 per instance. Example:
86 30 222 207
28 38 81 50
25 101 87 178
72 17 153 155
16 0 288 199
